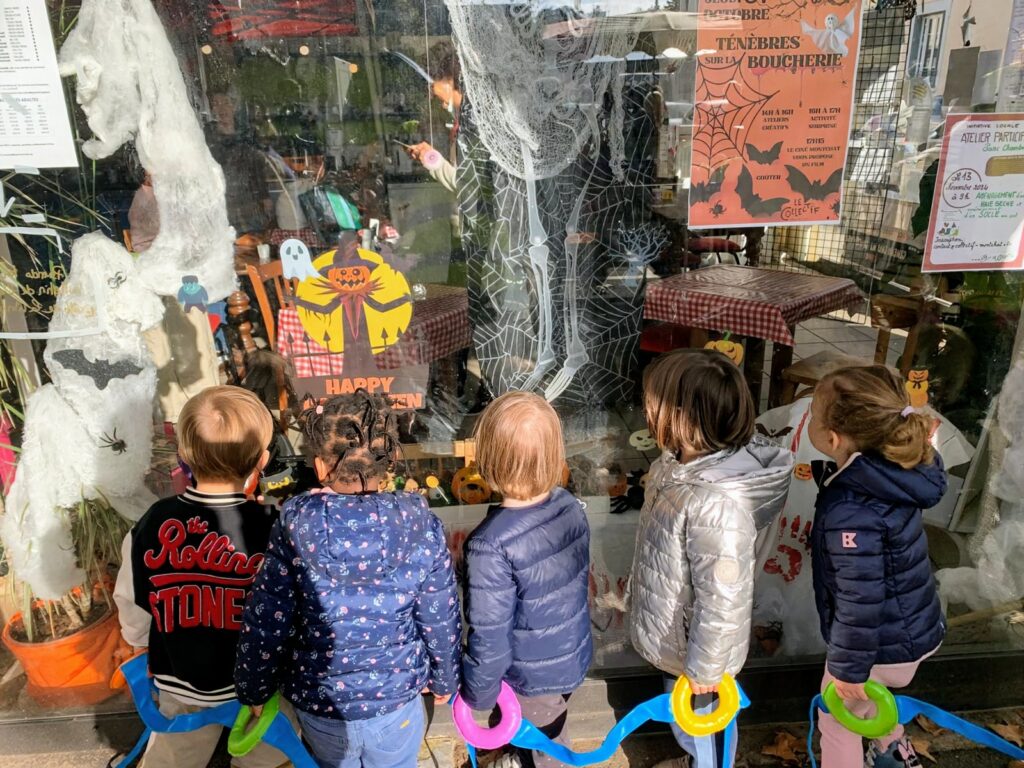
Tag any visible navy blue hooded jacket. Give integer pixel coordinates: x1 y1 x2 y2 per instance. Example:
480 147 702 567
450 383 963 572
461 488 593 710
812 452 946 684
234 490 461 719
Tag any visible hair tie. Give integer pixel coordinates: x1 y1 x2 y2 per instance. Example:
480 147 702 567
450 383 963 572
315 405 324 415
901 405 916 418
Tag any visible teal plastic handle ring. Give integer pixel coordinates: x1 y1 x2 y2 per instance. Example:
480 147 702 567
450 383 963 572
228 692 281 757
822 680 899 739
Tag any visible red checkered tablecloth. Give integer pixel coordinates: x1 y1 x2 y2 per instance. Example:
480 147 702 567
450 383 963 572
277 285 472 377
644 266 864 346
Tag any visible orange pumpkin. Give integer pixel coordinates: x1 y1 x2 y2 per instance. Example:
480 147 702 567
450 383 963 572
793 463 813 481
705 332 744 365
607 474 628 497
905 370 930 409
452 464 492 505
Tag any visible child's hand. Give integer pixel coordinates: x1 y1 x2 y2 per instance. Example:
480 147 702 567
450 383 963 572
250 704 263 718
422 687 452 705
686 676 719 695
832 679 868 702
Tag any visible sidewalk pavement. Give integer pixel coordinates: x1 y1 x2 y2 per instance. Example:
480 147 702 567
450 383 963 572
0 706 1020 767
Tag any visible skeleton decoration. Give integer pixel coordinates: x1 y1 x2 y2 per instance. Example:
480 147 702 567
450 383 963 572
448 3 664 406
0 0 235 599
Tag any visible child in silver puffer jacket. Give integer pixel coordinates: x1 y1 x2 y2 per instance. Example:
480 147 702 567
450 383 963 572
626 349 793 768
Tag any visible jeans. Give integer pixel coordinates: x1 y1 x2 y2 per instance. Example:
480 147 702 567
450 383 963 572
663 676 738 768
296 696 426 768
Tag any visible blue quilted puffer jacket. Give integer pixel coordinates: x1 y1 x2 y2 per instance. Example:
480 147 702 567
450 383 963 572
460 488 592 710
235 490 461 719
812 452 947 684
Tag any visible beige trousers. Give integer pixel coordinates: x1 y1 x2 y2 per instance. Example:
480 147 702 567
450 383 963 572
139 691 296 768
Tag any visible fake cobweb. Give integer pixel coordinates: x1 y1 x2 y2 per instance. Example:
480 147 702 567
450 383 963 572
458 75 665 409
693 56 775 171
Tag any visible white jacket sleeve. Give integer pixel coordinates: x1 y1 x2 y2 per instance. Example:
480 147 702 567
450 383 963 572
113 532 151 649
682 496 757 686
425 157 457 194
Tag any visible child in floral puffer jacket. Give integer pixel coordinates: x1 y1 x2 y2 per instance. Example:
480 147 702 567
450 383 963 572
235 392 462 768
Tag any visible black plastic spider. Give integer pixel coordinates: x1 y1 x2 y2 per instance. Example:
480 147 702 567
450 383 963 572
99 429 127 455
610 469 648 514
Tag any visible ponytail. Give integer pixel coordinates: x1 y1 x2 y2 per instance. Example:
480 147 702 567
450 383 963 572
818 365 935 469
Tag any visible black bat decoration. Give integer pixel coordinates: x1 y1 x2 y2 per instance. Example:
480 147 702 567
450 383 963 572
785 165 844 202
736 166 789 218
746 141 783 165
51 349 144 390
755 424 794 440
831 199 842 217
689 165 727 204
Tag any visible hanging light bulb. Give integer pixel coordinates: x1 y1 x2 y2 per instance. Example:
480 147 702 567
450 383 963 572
201 44 213 55
299 44 310 56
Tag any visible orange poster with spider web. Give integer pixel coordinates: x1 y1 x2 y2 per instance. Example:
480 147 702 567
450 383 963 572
688 0 861 228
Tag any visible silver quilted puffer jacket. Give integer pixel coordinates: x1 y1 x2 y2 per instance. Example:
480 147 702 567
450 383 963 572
628 437 793 684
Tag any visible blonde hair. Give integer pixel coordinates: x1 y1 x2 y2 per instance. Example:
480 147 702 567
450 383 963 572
474 392 564 500
817 365 934 469
178 386 274 482
643 349 755 455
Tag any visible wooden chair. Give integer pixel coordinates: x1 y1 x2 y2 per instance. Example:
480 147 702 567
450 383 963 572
245 260 298 351
779 294 929 405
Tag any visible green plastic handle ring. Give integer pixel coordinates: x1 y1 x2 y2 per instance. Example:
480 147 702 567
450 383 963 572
228 692 281 757
822 680 899 739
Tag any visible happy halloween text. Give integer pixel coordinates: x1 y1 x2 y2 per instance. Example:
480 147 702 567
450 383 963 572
325 376 424 409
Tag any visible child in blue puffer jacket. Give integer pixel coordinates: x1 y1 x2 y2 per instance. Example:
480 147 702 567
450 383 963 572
235 392 462 768
808 366 946 768
461 392 592 768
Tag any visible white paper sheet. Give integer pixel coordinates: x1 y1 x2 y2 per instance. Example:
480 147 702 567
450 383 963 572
0 0 78 169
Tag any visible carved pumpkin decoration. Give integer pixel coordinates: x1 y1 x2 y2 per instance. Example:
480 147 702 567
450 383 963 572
326 264 373 293
705 332 744 366
403 477 420 493
905 370 930 409
452 464 492 506
793 463 813 481
607 473 629 497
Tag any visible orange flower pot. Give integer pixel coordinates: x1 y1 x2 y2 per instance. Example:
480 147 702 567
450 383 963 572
2 607 130 707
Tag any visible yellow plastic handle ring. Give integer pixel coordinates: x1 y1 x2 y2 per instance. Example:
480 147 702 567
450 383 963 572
670 674 740 737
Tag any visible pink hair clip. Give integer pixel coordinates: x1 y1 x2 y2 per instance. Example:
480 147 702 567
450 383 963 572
315 405 324 415
901 406 916 418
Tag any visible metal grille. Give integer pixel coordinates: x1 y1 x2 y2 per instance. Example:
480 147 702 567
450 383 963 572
762 7 912 294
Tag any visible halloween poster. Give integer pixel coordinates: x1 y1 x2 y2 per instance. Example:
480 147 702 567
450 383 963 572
923 114 1024 273
688 0 862 228
275 236 428 407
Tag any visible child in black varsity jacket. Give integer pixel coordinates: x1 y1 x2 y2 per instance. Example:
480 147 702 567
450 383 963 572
113 386 289 768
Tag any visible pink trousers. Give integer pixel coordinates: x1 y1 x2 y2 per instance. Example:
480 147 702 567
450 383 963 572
817 656 927 768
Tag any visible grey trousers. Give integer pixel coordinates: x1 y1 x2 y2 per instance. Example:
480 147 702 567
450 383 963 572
663 676 738 768
512 692 571 768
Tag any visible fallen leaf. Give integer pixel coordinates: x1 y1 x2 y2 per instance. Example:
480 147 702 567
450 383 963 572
914 714 947 736
992 723 1024 747
761 731 807 765
911 738 936 764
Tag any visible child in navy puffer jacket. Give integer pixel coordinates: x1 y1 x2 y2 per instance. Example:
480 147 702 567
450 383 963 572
235 392 461 768
461 393 592 768
808 366 946 768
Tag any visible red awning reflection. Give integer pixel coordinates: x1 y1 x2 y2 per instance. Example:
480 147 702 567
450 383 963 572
208 0 358 41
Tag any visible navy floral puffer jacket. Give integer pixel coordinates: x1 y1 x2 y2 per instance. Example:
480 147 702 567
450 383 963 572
235 490 461 719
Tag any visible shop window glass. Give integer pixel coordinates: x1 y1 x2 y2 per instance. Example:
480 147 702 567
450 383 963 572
0 0 1022 723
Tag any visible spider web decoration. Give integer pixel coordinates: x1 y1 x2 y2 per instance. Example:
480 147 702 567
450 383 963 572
457 73 661 409
692 57 776 171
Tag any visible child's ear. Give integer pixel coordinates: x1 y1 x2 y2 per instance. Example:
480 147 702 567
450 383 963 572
313 456 328 482
257 449 271 472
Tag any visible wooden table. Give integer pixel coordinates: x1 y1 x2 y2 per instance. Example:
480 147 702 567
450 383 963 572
644 265 864 407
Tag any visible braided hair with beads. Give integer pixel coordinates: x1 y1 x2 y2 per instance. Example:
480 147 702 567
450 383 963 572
299 391 400 491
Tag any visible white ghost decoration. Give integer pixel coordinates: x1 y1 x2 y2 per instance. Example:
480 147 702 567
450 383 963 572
801 10 857 56
280 239 320 281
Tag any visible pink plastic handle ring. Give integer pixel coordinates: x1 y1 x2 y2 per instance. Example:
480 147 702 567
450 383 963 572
451 682 522 750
